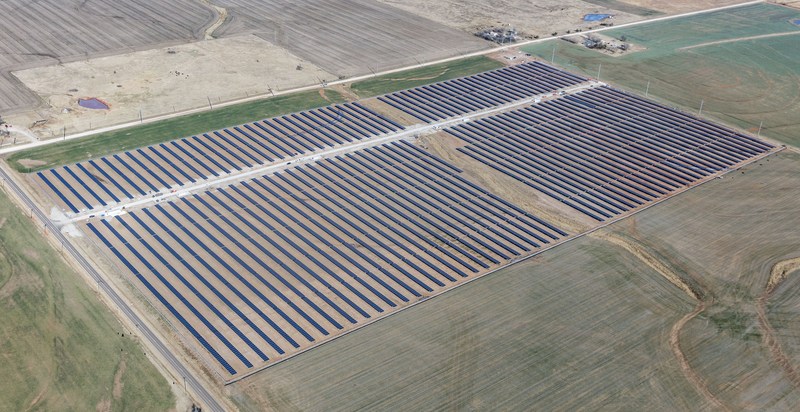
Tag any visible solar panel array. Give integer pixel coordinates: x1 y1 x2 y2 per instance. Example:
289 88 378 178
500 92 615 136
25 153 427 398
86 140 565 376
446 86 774 221
377 61 587 123
38 102 403 213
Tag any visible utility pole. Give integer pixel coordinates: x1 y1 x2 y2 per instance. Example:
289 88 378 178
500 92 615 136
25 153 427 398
551 47 556 64
597 64 602 81
698 100 704 116
645 81 650 97
757 120 763 138
207 96 213 110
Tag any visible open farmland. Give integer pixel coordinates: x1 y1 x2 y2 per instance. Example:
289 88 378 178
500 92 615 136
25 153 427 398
0 191 175 411
228 142 800 412
600 150 800 409
210 0 490 77
85 140 565 379
0 0 215 113
522 3 800 146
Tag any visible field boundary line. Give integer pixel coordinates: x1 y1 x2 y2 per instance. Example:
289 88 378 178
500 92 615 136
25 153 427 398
225 145 785 385
0 0 764 157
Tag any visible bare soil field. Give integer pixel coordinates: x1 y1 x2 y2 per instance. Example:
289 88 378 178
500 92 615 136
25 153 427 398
211 0 490 77
376 0 640 40
0 0 215 113
9 35 334 139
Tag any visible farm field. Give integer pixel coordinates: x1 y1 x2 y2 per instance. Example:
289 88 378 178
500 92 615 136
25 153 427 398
0 0 214 113
603 150 800 409
7 89 345 173
229 144 800 412
349 56 503 98
521 3 800 146
212 0 490 77
0 191 175 411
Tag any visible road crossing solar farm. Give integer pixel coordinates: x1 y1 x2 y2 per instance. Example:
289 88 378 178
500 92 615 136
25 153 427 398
29 61 775 380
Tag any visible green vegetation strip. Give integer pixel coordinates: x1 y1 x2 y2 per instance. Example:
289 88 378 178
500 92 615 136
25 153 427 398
0 191 174 411
350 56 504 98
8 89 345 173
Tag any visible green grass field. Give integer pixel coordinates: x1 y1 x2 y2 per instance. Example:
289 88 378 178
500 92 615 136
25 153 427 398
523 3 800 147
7 89 345 173
0 191 174 411
350 56 503 98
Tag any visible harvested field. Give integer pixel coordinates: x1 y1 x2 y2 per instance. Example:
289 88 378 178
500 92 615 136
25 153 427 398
211 0 490 77
10 35 334 139
586 0 747 14
522 3 800 146
0 0 215 113
84 140 565 379
0 191 175 411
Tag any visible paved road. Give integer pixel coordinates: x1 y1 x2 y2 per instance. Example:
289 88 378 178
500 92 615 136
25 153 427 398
0 166 225 412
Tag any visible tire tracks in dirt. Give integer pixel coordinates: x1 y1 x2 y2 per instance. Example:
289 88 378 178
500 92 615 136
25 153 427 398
594 232 729 410
756 257 800 390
